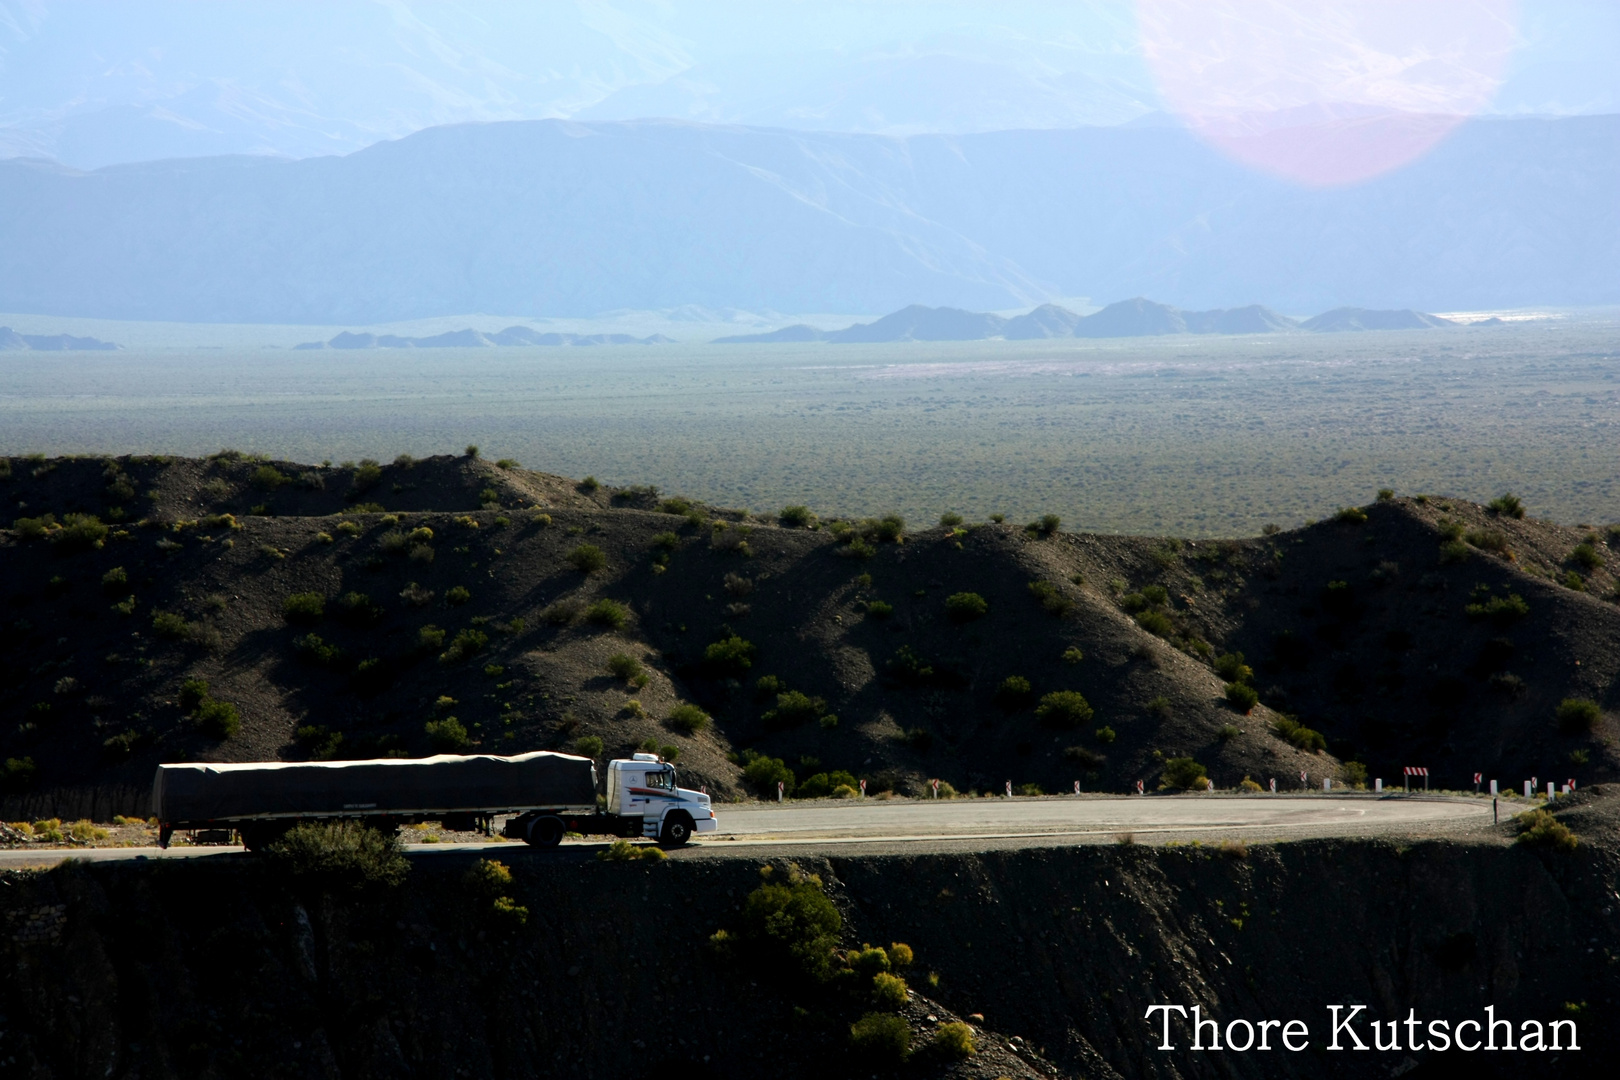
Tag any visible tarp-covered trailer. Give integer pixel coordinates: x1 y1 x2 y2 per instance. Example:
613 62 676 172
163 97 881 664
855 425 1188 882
154 751 598 849
153 750 718 849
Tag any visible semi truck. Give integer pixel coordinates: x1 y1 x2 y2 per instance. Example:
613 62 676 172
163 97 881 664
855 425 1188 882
152 750 716 850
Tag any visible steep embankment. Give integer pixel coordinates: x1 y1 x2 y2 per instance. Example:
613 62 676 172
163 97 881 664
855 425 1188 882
3 795 1617 1078
2 453 1616 820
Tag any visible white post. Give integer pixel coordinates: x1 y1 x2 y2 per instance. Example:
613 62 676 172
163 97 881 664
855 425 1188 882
931 778 939 799
1005 780 1013 798
1547 781 1555 798
1136 779 1145 795
1073 780 1080 796
1269 778 1276 794
1375 778 1383 793
1489 780 1497 796
859 779 867 797
1206 778 1214 793
777 780 783 803
1560 784 1568 796
1524 781 1532 798
1323 778 1331 791
1424 772 1429 793
1404 771 1409 793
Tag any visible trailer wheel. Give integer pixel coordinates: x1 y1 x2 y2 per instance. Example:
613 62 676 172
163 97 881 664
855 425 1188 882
658 811 693 848
526 815 565 848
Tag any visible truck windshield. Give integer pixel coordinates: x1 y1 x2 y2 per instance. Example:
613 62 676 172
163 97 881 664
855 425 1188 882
644 769 675 792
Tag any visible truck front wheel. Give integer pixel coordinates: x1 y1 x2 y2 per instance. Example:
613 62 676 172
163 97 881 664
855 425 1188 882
658 811 693 848
526 815 565 848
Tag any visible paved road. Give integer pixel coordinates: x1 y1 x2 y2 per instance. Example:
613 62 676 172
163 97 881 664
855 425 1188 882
0 794 1495 868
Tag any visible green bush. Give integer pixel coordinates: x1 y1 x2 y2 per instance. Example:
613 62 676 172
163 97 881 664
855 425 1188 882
796 770 859 799
54 513 108 550
425 717 471 752
849 1013 912 1062
1214 651 1253 684
445 585 471 606
779 505 817 528
1136 610 1174 637
1465 593 1529 622
740 869 842 980
1273 715 1325 752
282 592 326 624
606 653 644 681
939 511 964 528
944 591 988 622
567 544 607 573
1094 725 1116 744
1216 724 1240 742
1570 543 1603 571
584 599 629 629
1063 745 1104 769
764 690 827 728
598 838 665 862
195 698 240 739
1334 506 1368 524
1438 539 1471 564
416 624 446 652
1465 528 1509 553
865 600 893 619
1034 581 1076 618
1556 698 1602 735
932 1021 975 1059
573 735 604 758
151 611 191 639
651 531 680 551
704 635 756 673
266 821 409 888
862 514 905 543
668 704 710 735
1515 809 1577 851
1341 761 1369 788
1160 756 1208 790
14 513 57 541
249 465 287 491
179 677 211 712
996 675 1033 706
871 972 908 1010
742 752 795 797
1035 690 1094 728
1027 513 1061 537
1063 645 1084 664
1224 682 1259 714
1488 493 1525 519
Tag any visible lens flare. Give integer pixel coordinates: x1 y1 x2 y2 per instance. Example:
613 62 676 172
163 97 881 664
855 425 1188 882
1136 0 1520 186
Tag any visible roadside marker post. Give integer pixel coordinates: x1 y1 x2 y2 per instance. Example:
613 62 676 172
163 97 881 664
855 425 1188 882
1136 779 1145 795
1493 797 1498 824
1269 778 1276 794
1532 775 1538 794
1524 781 1532 798
931 779 940 799
1404 766 1428 792
859 779 867 798
1300 769 1308 791
1005 780 1013 798
1323 778 1332 792
777 781 783 803
1570 779 1577 791
1548 781 1556 799
1489 780 1497 796
1474 772 1482 793
1560 784 1569 796
1073 780 1080 796
1206 778 1215 793
1375 778 1382 793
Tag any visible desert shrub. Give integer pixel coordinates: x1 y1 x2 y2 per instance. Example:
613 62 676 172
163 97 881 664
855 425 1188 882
996 675 1033 706
445 585 471 606
424 716 471 752
295 725 345 759
379 530 410 553
179 678 211 712
416 624 446 652
850 944 892 975
1335 506 1368 525
190 697 238 738
1160 756 1208 790
1562 570 1586 591
1028 579 1074 616
1216 724 1240 742
861 514 905 543
598 838 665 863
1273 715 1325 752
266 821 409 888
739 869 841 980
723 572 754 597
1240 776 1264 792
1437 519 1465 541
1376 488 1395 502
336 520 362 537
932 1022 975 1059
938 511 964 528
1570 543 1603 571
14 513 57 541
1465 593 1529 622
865 600 893 619
606 653 644 681
541 599 581 625
151 611 191 639
871 971 908 1010
796 770 858 799
1341 761 1369 789
2 756 38 791
1136 610 1174 637
1465 528 1509 553
439 629 488 663
1035 690 1094 728
576 474 599 492
704 635 756 673
584 599 629 629
779 505 817 528
1515 808 1576 851
1063 745 1104 769
249 465 287 491
567 544 607 573
572 735 604 758
1556 698 1602 735
1094 725 1117 744
764 690 826 728
944 592 988 622
742 752 795 797
1224 682 1259 714
850 1013 912 1062
1488 493 1525 519
282 592 325 624
52 513 109 551
667 704 710 736
754 675 786 699
99 566 130 597
1214 651 1253 684
651 531 680 552
1063 646 1085 664
1438 540 1471 564
334 591 381 624
1027 513 1061 537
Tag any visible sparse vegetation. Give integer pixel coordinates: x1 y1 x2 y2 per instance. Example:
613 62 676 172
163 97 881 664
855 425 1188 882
584 599 629 629
1224 682 1259 714
1160 756 1208 791
779 505 817 528
1514 808 1576 851
943 591 988 622
1273 715 1325 752
267 821 409 888
573 735 604 758
567 544 607 573
704 635 756 674
1027 579 1074 616
282 592 325 624
1488 493 1526 519
668 704 711 735
1035 690 1094 728
424 716 471 752
1556 698 1601 735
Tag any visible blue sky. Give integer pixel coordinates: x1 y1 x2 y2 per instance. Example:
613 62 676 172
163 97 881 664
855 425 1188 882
0 1 1615 168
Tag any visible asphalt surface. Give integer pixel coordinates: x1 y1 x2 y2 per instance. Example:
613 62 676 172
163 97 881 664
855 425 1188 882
0 793 1496 868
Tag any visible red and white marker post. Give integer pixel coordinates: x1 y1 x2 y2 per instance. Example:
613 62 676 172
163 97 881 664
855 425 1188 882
1404 766 1428 792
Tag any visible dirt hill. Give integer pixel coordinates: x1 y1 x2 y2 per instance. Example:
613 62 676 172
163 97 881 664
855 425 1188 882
2 452 1616 816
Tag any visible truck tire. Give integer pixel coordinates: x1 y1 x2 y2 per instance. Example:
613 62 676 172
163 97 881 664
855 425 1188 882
658 811 694 848
526 815 565 848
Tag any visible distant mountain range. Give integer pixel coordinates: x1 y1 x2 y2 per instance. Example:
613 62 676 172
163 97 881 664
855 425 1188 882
293 327 673 350
713 300 1454 343
0 326 119 350
0 116 1614 323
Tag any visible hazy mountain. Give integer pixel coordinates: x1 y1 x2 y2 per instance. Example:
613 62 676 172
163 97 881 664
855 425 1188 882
1002 303 1089 340
1300 308 1458 332
0 325 119 350
1 116 1615 323
293 327 672 350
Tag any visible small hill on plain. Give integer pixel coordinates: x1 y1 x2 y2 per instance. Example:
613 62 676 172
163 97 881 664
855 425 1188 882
2 452 1616 818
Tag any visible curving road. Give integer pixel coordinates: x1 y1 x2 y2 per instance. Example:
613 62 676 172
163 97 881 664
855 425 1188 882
0 794 1495 868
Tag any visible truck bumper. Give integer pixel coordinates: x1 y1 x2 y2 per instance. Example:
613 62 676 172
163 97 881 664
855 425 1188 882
694 817 718 833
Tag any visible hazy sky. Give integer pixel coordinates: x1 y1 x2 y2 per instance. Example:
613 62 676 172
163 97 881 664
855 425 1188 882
1 1 1615 169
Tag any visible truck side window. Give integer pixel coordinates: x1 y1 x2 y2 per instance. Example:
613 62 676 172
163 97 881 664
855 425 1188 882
646 769 674 792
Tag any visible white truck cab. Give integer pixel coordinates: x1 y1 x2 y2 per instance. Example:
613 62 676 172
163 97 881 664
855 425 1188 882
607 753 718 845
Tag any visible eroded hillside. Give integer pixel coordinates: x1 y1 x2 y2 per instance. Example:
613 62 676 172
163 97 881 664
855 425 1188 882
1 452 1616 817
